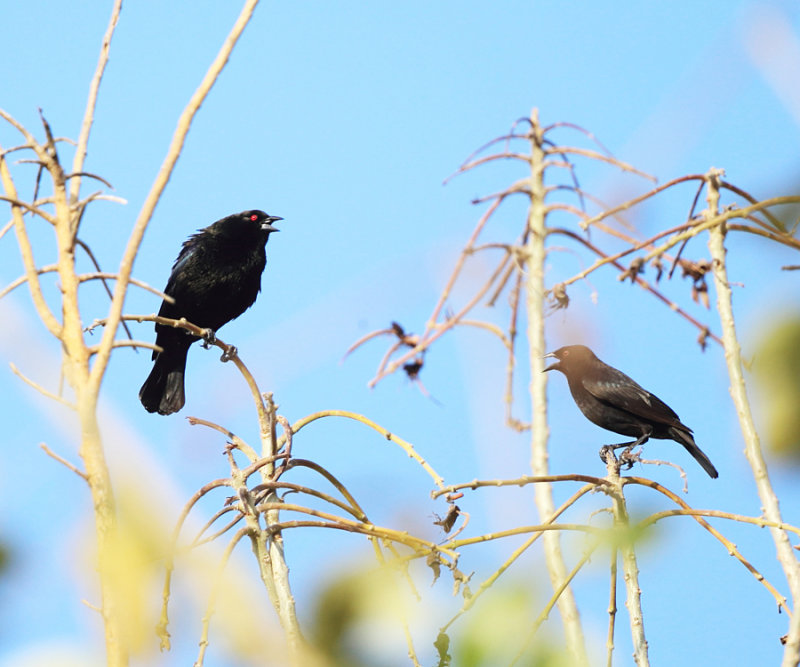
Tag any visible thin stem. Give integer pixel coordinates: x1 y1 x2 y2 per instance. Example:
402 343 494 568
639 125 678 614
705 170 800 665
511 545 598 666
605 458 648 666
439 485 597 634
0 151 62 336
625 476 790 614
282 410 446 489
525 108 589 665
606 548 618 667
69 0 122 208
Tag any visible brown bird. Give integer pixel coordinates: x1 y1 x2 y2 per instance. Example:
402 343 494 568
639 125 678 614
544 345 718 478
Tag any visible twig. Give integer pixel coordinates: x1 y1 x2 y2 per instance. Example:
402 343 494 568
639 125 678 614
511 544 598 666
431 473 609 499
0 263 58 300
525 108 589 665
604 458 648 666
636 457 688 493
439 484 597 634
553 227 722 346
0 195 58 224
71 0 120 209
40 443 88 480
281 410 446 489
283 459 368 518
186 415 258 461
253 481 368 521
606 547 618 667
543 145 656 182
447 523 598 549
705 171 800 662
0 143 62 337
195 527 251 667
77 271 175 302
626 477 791 615
9 362 76 409
256 501 459 560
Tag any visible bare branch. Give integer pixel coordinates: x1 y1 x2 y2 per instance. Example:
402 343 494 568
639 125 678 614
40 443 88 480
87 340 160 355
77 271 175 302
544 145 656 181
0 151 62 336
281 411 446 489
9 362 75 409
69 0 122 207
0 263 57 300
0 195 57 224
552 227 722 347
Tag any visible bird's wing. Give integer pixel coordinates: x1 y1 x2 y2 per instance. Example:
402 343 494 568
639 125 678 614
169 234 201 278
582 368 684 427
155 235 202 320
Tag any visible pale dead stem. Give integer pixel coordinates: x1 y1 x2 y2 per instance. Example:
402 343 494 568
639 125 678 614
0 148 62 337
68 0 121 207
350 135 800 400
133 316 452 664
525 109 590 665
0 265 172 301
604 457 648 667
704 170 800 666
430 457 797 665
0 2 263 666
342 125 800 663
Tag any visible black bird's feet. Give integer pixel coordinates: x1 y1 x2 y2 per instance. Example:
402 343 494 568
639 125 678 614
220 345 237 362
200 328 217 348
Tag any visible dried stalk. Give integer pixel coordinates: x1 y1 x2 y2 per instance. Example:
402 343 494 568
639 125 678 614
255 396 304 664
704 169 800 665
525 108 589 665
69 0 122 208
1 3 263 665
604 456 648 666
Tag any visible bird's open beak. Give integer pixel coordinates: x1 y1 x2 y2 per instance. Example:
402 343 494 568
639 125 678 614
262 215 283 233
542 352 558 372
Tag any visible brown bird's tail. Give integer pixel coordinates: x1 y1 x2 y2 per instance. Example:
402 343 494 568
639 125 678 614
669 426 719 479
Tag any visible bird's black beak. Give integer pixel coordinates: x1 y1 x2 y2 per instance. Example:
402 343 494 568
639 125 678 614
542 351 558 373
262 215 283 233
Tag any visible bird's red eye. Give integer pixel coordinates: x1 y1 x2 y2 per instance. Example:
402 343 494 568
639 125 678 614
249 214 258 221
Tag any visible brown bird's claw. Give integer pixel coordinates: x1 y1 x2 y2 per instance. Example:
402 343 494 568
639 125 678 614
200 328 217 348
618 445 641 470
220 345 237 362
599 443 641 471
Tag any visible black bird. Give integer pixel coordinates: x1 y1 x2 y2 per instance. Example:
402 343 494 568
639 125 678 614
139 209 281 415
544 345 718 478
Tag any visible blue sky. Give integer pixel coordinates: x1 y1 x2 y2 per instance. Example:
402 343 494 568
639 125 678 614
1 1 800 665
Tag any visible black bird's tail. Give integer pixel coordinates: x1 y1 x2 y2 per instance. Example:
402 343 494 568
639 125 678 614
669 427 719 479
139 342 190 415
